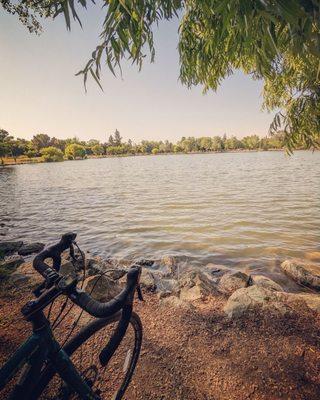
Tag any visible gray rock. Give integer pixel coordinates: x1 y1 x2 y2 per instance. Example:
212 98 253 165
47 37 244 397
0 241 23 257
204 263 231 276
83 275 121 302
251 275 283 292
178 270 217 301
136 259 155 267
160 255 178 276
60 261 77 277
9 273 30 285
218 271 250 295
104 268 127 281
18 242 45 256
281 259 320 291
139 268 157 292
1 255 24 271
224 286 292 319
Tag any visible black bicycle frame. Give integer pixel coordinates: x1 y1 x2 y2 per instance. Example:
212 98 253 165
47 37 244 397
0 310 97 400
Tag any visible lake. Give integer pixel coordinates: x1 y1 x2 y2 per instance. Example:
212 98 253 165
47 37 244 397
1 151 319 283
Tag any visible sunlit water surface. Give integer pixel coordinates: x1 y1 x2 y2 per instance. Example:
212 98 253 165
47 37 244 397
1 152 319 284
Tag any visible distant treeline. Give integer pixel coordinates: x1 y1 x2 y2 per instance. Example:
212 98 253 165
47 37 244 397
0 128 292 163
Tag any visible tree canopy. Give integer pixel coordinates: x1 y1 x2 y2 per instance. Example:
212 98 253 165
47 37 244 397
2 0 319 151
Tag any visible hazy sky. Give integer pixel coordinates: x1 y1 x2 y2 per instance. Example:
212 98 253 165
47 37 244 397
0 4 273 143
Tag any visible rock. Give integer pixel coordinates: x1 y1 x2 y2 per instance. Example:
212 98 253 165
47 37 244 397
139 268 157 292
85 260 104 276
0 241 23 257
157 290 172 300
178 271 217 301
83 275 121 302
156 277 178 293
224 286 292 319
218 271 250 295
104 268 127 281
18 242 45 256
0 255 25 278
5 255 25 268
160 255 177 275
281 259 320 291
136 259 155 267
9 273 30 286
60 261 77 277
251 275 283 292
205 263 231 276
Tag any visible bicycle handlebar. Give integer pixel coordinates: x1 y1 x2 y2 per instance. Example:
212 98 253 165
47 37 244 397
28 233 141 320
69 267 140 318
33 232 77 276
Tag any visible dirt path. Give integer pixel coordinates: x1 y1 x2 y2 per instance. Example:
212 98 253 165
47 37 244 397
1 282 320 399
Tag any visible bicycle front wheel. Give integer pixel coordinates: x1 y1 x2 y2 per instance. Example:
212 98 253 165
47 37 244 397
38 312 142 400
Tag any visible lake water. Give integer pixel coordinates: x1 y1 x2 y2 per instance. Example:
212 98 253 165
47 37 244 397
1 151 319 283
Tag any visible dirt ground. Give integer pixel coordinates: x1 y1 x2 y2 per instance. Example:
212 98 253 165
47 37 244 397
0 281 320 400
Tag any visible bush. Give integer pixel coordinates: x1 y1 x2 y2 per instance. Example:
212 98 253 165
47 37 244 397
40 146 64 162
152 148 159 155
92 144 104 155
26 150 37 159
65 143 86 160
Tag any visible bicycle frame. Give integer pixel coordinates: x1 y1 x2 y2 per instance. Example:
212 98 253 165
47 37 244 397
0 310 97 400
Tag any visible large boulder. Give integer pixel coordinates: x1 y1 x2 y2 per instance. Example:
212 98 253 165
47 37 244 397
0 241 23 257
18 242 45 256
178 270 217 301
83 275 121 302
218 271 250 295
281 259 320 291
224 286 292 319
251 275 283 292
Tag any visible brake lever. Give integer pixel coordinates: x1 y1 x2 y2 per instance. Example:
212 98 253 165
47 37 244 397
136 285 144 301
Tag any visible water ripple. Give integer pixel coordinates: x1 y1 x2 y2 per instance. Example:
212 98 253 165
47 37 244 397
0 151 319 273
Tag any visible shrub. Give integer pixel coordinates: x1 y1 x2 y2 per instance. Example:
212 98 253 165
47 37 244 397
40 146 64 162
65 143 86 160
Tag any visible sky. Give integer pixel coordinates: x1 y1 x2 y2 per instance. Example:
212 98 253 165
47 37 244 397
0 4 273 143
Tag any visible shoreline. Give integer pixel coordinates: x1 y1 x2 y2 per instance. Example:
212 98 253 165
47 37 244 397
1 251 320 399
0 148 309 167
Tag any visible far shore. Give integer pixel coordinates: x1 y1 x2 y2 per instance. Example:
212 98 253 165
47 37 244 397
0 148 299 167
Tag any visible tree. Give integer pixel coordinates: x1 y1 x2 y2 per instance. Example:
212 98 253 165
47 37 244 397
242 135 261 150
31 133 51 153
65 143 86 160
40 146 64 162
152 147 159 155
9 0 316 150
50 137 66 151
113 129 122 146
10 138 28 162
0 129 13 164
91 144 104 156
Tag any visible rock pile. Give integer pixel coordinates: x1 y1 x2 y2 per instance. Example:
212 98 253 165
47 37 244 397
2 240 320 322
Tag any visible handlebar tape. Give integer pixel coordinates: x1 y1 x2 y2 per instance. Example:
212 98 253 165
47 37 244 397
33 232 77 277
99 303 133 366
69 268 140 319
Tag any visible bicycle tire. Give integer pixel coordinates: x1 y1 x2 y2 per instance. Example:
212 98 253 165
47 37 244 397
34 312 142 400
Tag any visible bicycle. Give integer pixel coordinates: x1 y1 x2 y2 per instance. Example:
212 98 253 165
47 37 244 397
0 233 143 400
